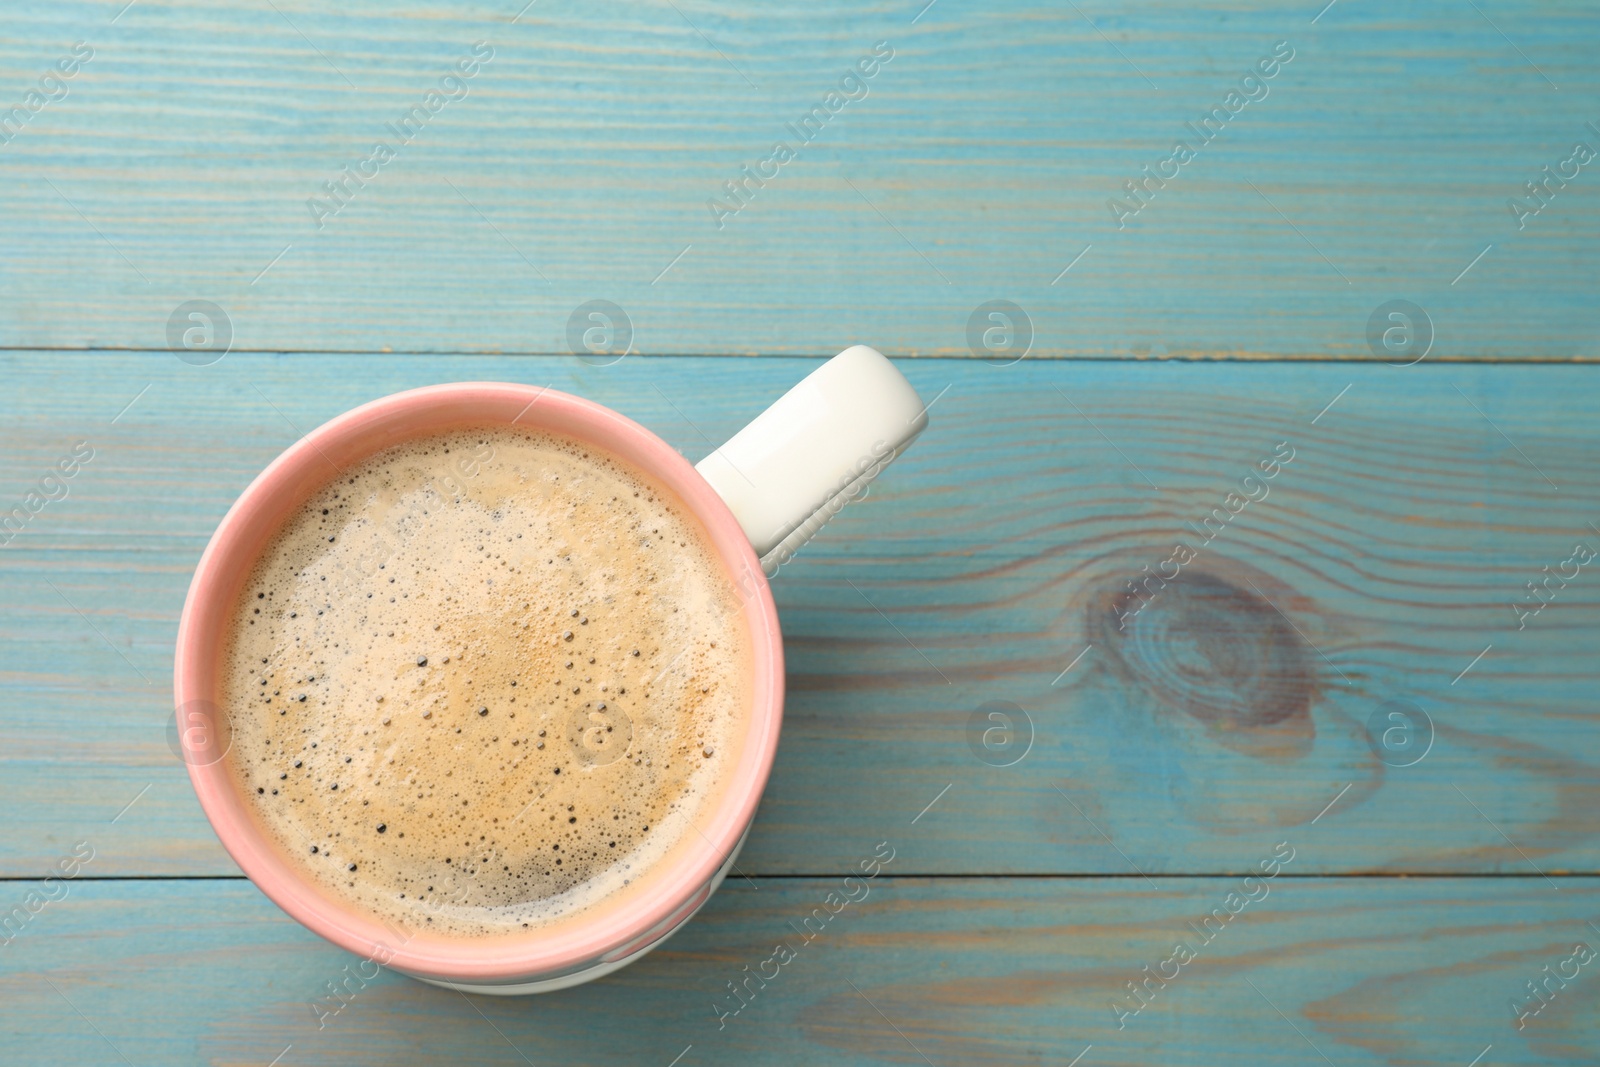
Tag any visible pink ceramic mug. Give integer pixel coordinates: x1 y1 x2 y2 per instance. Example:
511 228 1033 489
174 346 927 994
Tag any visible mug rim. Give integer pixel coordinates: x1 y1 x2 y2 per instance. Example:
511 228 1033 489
175 381 784 981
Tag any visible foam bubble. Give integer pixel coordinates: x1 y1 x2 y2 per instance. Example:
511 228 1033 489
220 427 750 937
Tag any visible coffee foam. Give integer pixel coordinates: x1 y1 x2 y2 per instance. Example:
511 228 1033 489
220 426 750 938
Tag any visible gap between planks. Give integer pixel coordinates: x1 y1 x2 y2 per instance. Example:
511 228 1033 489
10 872 1599 883
4 348 1600 364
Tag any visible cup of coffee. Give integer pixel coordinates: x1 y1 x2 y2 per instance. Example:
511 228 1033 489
174 345 926 994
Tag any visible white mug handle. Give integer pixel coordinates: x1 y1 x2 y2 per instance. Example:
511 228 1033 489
696 345 929 576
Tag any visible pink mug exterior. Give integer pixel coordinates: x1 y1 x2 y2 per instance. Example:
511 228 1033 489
174 382 784 990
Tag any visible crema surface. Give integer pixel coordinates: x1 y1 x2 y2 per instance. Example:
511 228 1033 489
220 427 749 937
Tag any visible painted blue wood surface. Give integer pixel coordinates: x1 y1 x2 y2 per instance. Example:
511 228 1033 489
2 877 1597 1065
2 0 1599 1060
2 353 1596 881
0 1 1595 357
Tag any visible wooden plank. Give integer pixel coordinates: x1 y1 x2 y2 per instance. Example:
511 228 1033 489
2 352 1597 878
0 876 1596 1065
0 2 1595 357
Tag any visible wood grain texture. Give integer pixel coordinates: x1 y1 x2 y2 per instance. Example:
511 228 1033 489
1 877 1597 1065
6 2 1595 1058
2 352 1596 878
0 1 1596 357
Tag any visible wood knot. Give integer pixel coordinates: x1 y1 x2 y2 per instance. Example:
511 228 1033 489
1090 565 1317 757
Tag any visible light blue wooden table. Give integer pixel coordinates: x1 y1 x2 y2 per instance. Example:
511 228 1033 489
2 2 1598 1064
